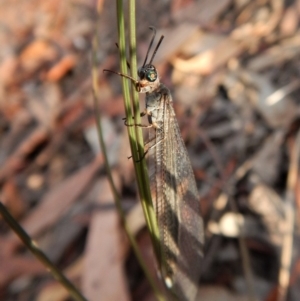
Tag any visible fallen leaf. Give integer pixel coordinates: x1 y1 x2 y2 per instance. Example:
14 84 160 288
172 35 242 75
4 155 103 248
45 54 77 82
0 254 44 287
82 175 130 301
20 39 58 73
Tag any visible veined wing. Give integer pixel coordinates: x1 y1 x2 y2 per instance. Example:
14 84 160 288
148 86 204 301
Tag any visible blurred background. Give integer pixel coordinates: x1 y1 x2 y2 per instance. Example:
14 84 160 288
1 0 300 300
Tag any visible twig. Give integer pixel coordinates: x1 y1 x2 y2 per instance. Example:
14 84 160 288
0 201 88 301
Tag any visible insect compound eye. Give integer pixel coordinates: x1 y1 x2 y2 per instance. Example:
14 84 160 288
146 69 157 82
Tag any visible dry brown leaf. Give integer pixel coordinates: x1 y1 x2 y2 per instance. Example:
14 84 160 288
172 35 242 75
197 285 249 301
126 201 145 236
173 0 232 25
251 76 299 129
27 82 62 127
252 131 285 184
37 283 69 301
248 184 284 246
0 55 19 87
154 23 198 64
82 175 130 301
280 5 299 37
4 155 103 248
247 33 300 71
0 126 49 183
45 54 77 82
233 0 283 40
19 39 58 73
1 179 26 219
0 254 44 287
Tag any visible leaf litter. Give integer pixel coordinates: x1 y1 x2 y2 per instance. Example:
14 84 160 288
1 0 300 301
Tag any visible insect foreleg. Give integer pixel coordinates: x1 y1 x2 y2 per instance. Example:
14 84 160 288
122 109 153 127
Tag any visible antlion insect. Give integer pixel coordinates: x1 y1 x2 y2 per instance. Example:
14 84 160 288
104 26 204 301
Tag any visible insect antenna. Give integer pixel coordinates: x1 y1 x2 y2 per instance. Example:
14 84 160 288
103 69 138 84
142 26 157 67
149 35 164 65
103 43 137 83
103 27 163 83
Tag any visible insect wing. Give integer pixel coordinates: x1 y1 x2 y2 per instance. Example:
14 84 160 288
148 90 204 301
172 106 204 301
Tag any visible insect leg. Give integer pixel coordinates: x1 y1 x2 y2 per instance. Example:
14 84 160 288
123 109 153 128
128 136 165 161
144 135 165 155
